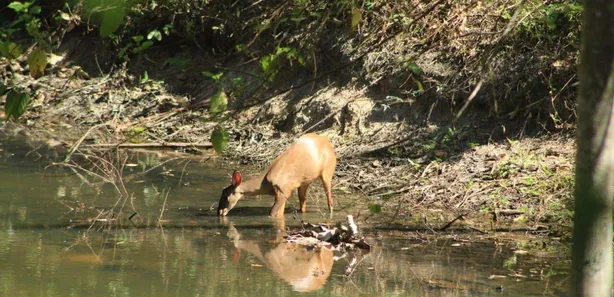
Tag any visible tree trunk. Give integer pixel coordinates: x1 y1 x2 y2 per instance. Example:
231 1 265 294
572 1 614 296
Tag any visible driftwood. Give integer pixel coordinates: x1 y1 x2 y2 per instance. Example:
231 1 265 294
286 215 371 251
83 142 213 149
492 209 525 222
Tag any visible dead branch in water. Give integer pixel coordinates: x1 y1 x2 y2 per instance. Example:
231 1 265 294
49 148 145 234
438 214 465 231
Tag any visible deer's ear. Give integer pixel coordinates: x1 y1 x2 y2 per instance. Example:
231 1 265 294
231 171 242 187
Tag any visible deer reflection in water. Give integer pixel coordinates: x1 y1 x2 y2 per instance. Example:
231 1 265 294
226 223 334 292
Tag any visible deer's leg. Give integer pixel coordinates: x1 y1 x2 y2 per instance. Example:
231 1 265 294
322 156 337 218
298 183 311 213
270 187 288 218
321 174 334 217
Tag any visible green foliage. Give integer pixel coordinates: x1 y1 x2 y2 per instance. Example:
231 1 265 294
147 29 162 41
202 71 224 81
126 126 147 143
167 56 188 67
100 4 126 37
1 1 47 61
260 46 305 81
0 42 23 59
140 71 150 84
406 62 422 76
517 1 582 43
209 91 228 115
368 203 382 214
202 71 245 99
137 153 160 172
7 1 32 13
27 47 47 78
5 90 30 120
78 0 129 38
210 127 229 154
139 71 164 89
118 35 149 59
117 26 172 60
351 7 362 31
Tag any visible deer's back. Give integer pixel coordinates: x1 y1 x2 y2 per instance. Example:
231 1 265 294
265 133 336 191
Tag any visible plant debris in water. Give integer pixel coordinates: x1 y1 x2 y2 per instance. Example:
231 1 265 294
285 215 371 252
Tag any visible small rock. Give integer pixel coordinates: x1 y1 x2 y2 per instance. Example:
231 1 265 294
9 62 22 72
525 163 538 171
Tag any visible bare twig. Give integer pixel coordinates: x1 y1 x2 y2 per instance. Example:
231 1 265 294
158 188 171 222
64 122 110 163
438 214 465 231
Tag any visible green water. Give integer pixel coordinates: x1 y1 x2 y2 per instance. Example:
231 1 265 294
0 149 570 297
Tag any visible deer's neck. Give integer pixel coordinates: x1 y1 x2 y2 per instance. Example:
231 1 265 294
238 174 271 196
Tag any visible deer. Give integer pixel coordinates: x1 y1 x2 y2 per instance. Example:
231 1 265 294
226 223 334 292
217 133 337 218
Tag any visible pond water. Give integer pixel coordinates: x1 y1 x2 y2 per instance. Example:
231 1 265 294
0 147 571 297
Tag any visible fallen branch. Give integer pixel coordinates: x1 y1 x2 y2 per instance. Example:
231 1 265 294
83 142 213 149
492 209 525 221
494 209 525 216
438 214 465 231
289 215 371 251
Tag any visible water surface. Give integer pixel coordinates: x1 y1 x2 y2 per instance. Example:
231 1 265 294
0 148 570 296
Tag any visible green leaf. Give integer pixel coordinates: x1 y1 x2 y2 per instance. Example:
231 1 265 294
0 42 22 59
210 127 229 154
134 41 153 53
260 55 278 81
0 83 7 96
5 90 30 120
118 45 130 58
59 12 71 21
8 2 26 13
368 203 382 214
27 48 47 78
140 71 149 84
406 62 422 75
0 43 9 57
167 56 188 67
209 91 228 114
8 42 23 58
202 71 223 80
351 7 362 31
100 5 125 37
163 24 174 35
147 30 162 41
29 5 41 14
260 55 272 74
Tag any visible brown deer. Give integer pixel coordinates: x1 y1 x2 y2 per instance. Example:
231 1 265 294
217 133 336 217
227 223 334 292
